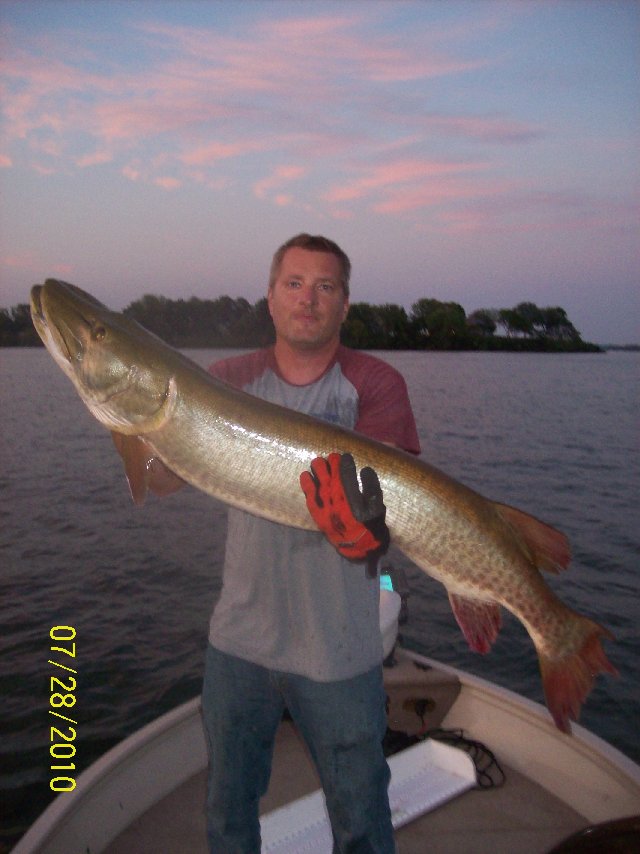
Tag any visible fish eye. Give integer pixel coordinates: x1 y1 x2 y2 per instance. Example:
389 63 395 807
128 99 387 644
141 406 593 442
92 324 106 341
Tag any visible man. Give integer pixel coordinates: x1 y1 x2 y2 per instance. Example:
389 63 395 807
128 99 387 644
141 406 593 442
202 234 420 853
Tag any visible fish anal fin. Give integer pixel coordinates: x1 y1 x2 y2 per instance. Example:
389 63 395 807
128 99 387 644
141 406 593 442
495 502 571 574
537 618 618 734
448 592 502 654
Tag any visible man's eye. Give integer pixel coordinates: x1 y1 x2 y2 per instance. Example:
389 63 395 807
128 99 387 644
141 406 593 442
288 280 301 288
318 282 335 293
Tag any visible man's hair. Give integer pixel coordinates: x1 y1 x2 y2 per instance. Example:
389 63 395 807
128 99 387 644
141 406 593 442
268 233 351 297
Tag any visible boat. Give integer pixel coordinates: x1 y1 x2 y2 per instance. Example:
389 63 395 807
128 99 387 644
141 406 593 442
13 581 640 854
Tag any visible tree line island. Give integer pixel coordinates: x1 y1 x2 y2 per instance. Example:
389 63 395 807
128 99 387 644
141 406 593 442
0 291 607 351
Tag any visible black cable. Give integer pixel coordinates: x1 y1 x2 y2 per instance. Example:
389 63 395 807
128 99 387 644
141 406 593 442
424 727 506 789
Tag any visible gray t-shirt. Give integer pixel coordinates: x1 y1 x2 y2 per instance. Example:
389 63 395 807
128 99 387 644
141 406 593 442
207 346 420 681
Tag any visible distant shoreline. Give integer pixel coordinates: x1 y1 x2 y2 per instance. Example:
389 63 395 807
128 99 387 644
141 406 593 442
601 344 640 352
1 339 616 353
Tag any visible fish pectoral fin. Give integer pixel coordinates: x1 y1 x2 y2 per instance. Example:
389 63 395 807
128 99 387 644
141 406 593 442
111 432 152 505
110 432 184 505
494 502 571 574
145 455 185 498
448 592 502 654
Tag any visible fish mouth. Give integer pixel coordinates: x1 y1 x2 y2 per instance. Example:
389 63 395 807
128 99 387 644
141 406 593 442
30 284 43 318
29 285 49 337
30 283 75 365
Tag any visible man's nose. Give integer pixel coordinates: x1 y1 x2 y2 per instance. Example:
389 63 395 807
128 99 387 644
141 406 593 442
300 284 318 305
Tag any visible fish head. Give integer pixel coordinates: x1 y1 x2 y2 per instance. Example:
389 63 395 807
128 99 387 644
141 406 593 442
30 280 176 434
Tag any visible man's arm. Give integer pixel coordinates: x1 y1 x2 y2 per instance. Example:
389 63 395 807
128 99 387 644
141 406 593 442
341 352 420 453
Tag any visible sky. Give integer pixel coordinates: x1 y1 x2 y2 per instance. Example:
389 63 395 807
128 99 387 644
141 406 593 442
0 0 638 345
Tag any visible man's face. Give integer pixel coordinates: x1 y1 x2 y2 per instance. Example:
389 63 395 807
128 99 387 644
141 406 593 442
268 247 349 351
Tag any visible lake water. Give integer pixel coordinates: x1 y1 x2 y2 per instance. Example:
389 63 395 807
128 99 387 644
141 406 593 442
1 347 639 849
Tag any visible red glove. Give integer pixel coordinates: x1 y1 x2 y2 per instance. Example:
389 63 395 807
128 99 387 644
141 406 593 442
300 453 390 572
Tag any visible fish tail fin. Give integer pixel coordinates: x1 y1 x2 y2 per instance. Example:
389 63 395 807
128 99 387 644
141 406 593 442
494 502 571 573
537 617 618 734
448 592 502 654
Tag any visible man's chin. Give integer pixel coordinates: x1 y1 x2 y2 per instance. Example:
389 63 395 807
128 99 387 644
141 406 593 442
289 335 329 351
285 329 338 351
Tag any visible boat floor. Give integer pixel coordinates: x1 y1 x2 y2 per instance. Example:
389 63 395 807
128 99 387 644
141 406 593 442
104 719 588 854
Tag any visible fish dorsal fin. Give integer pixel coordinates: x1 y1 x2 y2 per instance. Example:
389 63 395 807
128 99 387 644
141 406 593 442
111 432 184 505
494 502 571 574
448 592 502 654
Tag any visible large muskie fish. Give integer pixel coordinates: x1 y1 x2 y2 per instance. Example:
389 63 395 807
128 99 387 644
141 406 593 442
31 279 616 732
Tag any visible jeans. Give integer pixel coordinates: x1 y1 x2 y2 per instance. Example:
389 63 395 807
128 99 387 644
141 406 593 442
201 644 395 853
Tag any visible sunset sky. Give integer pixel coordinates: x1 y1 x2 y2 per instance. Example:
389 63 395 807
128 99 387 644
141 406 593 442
1 0 638 344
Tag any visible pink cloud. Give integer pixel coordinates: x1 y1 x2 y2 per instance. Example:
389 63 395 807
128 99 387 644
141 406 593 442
0 48 121 141
253 164 306 200
328 208 355 221
31 163 56 176
77 150 112 168
91 98 235 143
373 178 498 214
26 133 64 158
3 252 37 270
122 164 141 182
426 114 544 144
324 158 489 205
254 14 483 83
3 251 74 277
181 139 268 167
359 47 484 83
50 262 75 277
256 16 356 40
1 49 113 102
154 176 181 190
139 23 308 94
186 171 230 191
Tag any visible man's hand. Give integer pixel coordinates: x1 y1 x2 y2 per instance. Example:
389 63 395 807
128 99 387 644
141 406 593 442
300 453 390 575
